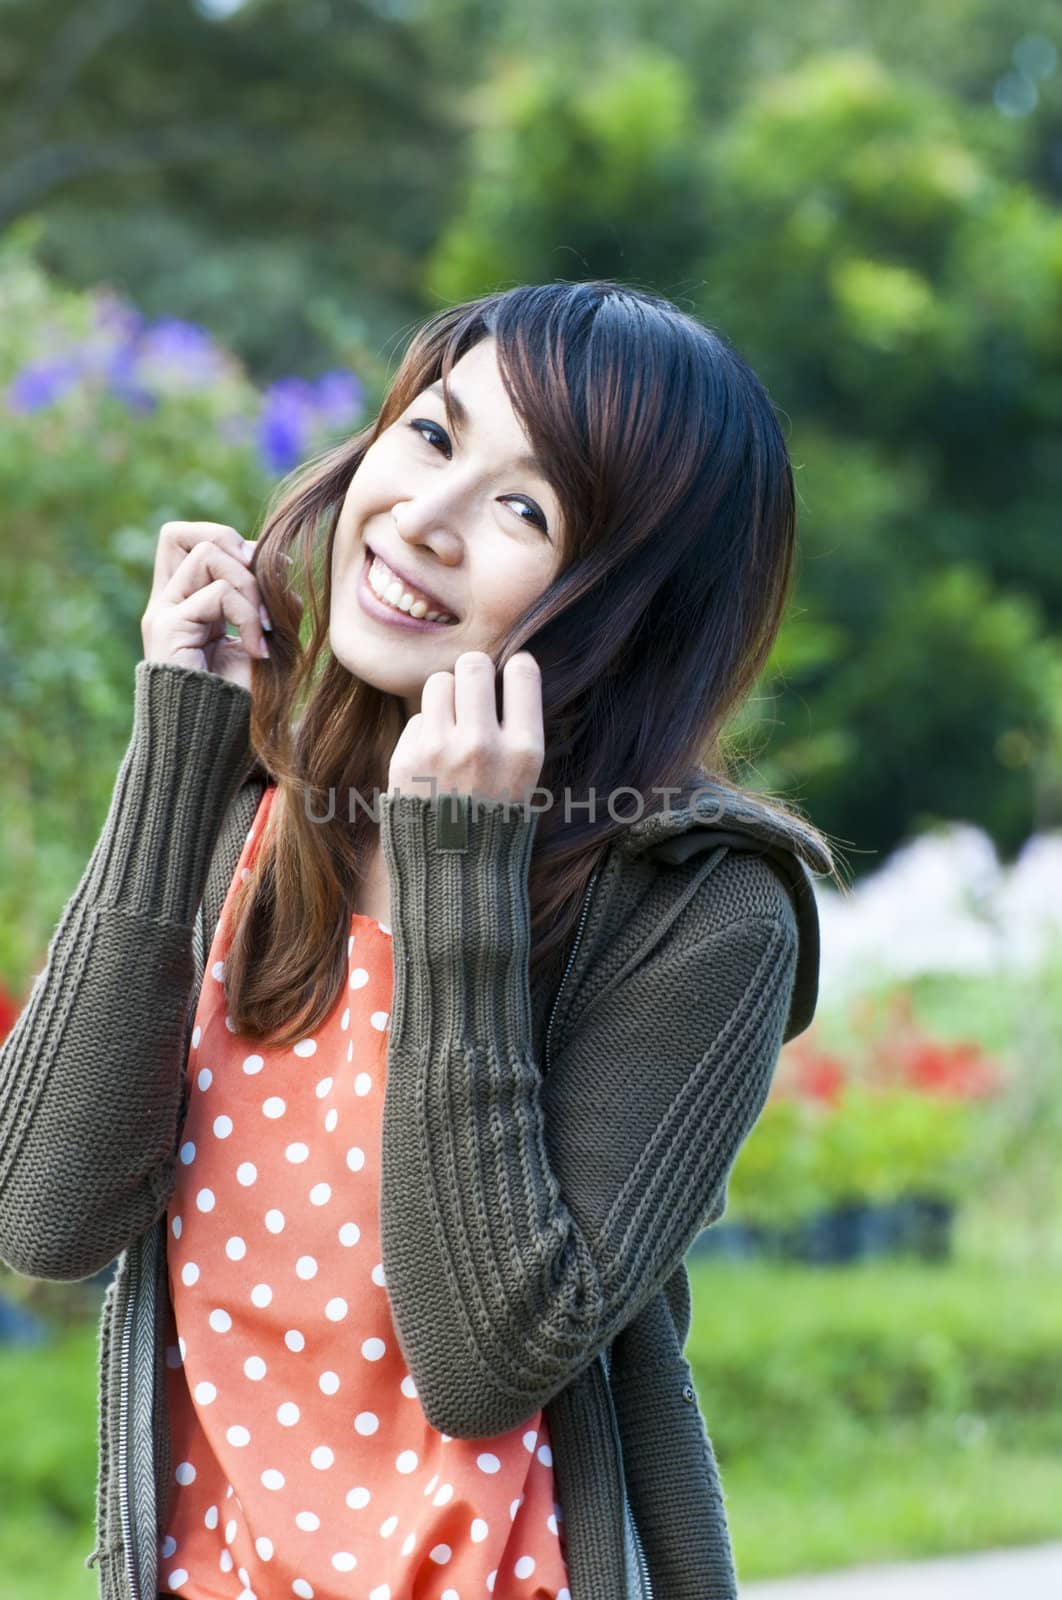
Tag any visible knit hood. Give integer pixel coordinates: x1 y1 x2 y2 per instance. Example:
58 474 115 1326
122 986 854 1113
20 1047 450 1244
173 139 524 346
619 781 832 1043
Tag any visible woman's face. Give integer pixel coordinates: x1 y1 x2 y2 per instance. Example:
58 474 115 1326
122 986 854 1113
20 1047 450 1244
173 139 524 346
330 337 565 722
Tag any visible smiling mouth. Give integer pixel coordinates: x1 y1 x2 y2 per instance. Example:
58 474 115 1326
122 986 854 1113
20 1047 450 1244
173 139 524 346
361 547 460 626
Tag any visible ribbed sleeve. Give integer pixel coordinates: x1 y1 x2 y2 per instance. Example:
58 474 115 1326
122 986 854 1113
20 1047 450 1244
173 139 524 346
0 661 256 1280
376 791 798 1442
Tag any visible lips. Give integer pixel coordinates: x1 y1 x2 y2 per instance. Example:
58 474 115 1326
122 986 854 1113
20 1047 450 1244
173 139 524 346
365 542 459 620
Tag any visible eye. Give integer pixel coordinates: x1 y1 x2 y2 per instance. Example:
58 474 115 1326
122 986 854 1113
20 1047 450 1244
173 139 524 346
406 418 550 536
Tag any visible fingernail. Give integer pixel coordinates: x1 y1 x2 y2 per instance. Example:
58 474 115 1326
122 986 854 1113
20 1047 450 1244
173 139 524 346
259 603 273 632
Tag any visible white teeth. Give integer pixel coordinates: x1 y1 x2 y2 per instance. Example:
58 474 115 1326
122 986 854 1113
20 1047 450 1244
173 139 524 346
368 555 456 624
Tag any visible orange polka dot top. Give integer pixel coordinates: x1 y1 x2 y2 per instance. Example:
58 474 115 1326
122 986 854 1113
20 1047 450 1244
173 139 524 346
160 782 573 1600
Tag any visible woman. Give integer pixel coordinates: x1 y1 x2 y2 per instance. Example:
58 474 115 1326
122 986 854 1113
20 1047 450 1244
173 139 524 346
0 280 843 1600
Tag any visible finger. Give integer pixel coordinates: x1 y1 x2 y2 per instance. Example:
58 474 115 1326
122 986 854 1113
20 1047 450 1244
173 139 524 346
166 572 270 661
420 667 456 731
500 652 544 743
154 521 253 592
452 650 499 733
160 542 259 611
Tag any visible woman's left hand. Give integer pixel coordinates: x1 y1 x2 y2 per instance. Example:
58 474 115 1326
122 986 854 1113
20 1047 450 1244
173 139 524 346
387 650 545 811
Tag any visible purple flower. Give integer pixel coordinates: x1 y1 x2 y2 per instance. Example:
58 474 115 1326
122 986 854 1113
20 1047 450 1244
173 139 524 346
313 369 364 426
6 358 81 413
134 317 230 390
258 377 319 474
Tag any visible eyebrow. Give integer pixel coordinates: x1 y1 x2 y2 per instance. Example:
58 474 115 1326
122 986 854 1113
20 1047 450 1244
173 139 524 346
424 380 547 480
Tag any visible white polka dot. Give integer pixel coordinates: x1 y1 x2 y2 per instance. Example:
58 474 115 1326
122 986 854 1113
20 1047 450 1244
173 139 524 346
196 1188 215 1212
295 1510 319 1531
346 1147 365 1172
240 867 249 880
340 1008 350 1030
315 1077 333 1099
548 1512 559 1533
263 1096 286 1118
219 1549 233 1571
293 1582 313 1598
175 1462 196 1485
242 1054 264 1075
209 1308 232 1333
369 1587 391 1600
325 1297 348 1321
236 1162 257 1186
371 1262 386 1287
354 1072 372 1096
361 1337 385 1361
349 968 368 989
477 1452 501 1474
225 1236 246 1261
293 1038 317 1057
347 935 354 956
261 1468 285 1490
400 1374 418 1399
244 1356 267 1381
181 1262 199 1286
285 1329 305 1353
441 1592 460 1600
192 1026 202 1049
319 1370 340 1394
255 1535 273 1560
432 1483 453 1506
370 1010 389 1031
295 1256 318 1279
159 1536 177 1560
471 1517 488 1542
224 1014 236 1031
227 1425 251 1447
309 1183 332 1206
423 1475 439 1496
311 1445 334 1469
332 1552 357 1572
204 1504 219 1528
429 1543 452 1564
265 1208 285 1233
354 1411 379 1435
166 1570 189 1589
171 1216 182 1240
380 1515 399 1537
537 1443 553 1466
402 1533 416 1556
251 1283 272 1307
515 1555 536 1578
347 1040 354 1062
179 1141 196 1164
286 1141 309 1163
213 1115 233 1138
278 1402 301 1426
324 1109 339 1132
194 1381 217 1405
522 1429 538 1452
379 923 391 936
211 960 225 981
338 1221 360 1246
196 1066 211 1090
396 1450 418 1474
346 1486 371 1509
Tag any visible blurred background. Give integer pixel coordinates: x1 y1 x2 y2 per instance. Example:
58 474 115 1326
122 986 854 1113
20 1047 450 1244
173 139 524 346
1 0 1061 1593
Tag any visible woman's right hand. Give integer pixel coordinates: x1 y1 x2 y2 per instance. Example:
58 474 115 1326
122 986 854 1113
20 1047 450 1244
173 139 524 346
140 521 273 693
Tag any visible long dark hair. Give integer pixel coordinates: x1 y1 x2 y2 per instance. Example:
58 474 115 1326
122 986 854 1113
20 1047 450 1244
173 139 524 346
223 280 845 1047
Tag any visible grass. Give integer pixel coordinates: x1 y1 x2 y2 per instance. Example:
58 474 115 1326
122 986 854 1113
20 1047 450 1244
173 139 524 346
687 1255 1062 1581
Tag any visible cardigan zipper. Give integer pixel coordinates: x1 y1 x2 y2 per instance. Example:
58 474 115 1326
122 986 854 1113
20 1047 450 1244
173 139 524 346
598 1348 654 1600
118 1243 141 1600
544 866 601 1075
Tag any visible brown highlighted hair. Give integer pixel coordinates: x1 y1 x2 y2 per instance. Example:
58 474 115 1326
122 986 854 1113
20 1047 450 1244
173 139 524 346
223 279 846 1047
